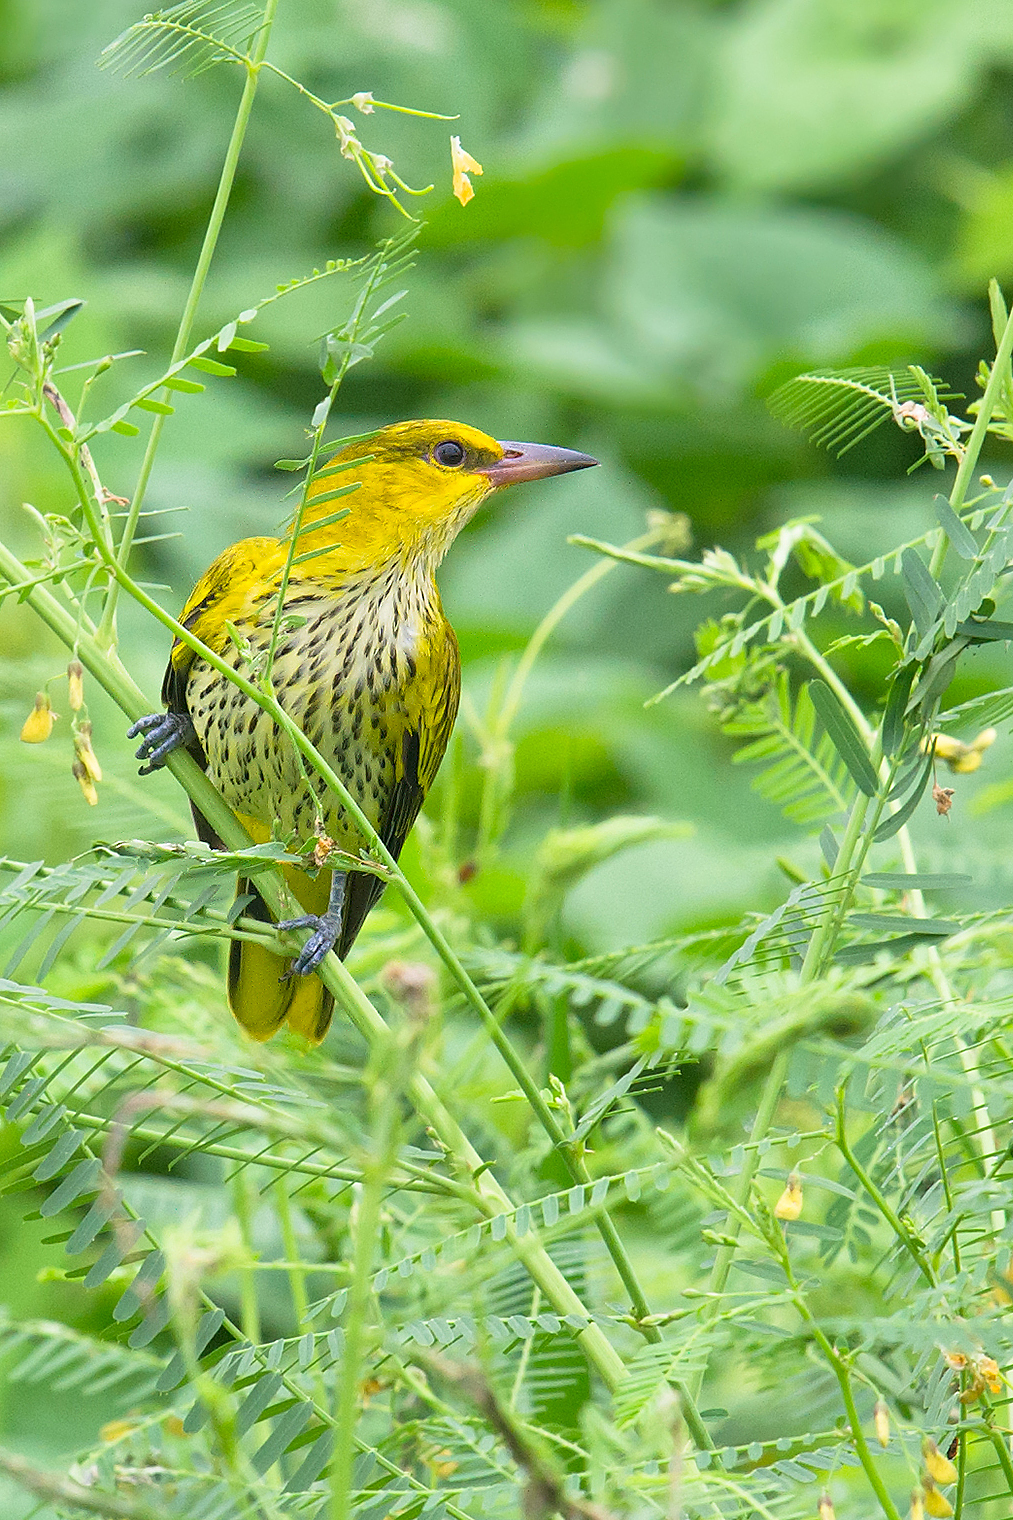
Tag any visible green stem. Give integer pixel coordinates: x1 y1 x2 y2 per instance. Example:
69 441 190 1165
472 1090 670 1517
97 0 280 647
330 1053 402 1520
805 1321 903 1520
275 1176 312 1333
798 789 872 983
685 1049 789 1405
954 1427 967 1519
833 1089 935 1286
231 1171 262 1345
929 297 1013 580
984 1412 1013 1495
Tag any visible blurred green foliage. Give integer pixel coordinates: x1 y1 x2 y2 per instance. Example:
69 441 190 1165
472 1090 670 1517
6 0 1013 1502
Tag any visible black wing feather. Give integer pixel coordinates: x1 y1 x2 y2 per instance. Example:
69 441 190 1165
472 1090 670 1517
338 728 424 958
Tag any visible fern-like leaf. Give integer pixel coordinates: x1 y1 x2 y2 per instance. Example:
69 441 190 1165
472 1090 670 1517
723 673 853 826
99 0 264 79
768 366 957 457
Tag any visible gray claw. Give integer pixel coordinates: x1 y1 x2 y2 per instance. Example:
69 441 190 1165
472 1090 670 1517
278 873 347 979
279 914 341 977
128 711 195 774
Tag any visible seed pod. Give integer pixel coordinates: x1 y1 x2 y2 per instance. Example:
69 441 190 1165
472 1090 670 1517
67 659 84 710
921 1477 953 1517
873 1399 890 1447
923 1438 957 1485
72 758 98 807
73 721 103 783
21 691 55 743
774 1172 803 1221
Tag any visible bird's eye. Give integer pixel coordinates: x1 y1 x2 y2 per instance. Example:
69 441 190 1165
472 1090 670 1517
433 439 466 468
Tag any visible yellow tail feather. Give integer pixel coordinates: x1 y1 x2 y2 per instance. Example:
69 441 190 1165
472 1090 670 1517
226 817 334 1043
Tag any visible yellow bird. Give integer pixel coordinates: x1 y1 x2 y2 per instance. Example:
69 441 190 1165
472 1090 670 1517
130 420 596 1042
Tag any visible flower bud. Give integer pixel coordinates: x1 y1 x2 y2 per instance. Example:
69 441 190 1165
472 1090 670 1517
923 727 997 775
67 659 84 710
21 691 55 743
921 1479 952 1517
978 1354 1002 1394
873 1399 890 1447
73 721 102 783
818 1494 835 1520
774 1172 803 1221
910 1493 924 1520
351 91 375 113
381 960 436 1024
923 1438 957 1485
72 758 98 807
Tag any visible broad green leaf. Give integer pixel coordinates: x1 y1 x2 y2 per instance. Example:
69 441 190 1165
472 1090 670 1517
807 681 879 796
956 617 1013 641
881 662 917 757
848 914 959 935
873 755 933 840
162 375 205 394
900 548 944 640
188 354 237 376
863 872 971 890
933 494 978 559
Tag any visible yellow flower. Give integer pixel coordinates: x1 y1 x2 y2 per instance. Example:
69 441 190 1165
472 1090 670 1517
873 1399 890 1447
923 727 997 774
978 1354 1003 1394
67 659 85 710
450 135 483 206
100 1418 138 1443
910 1492 924 1520
20 691 56 743
922 1438 957 1485
73 720 103 784
72 758 98 807
818 1494 836 1520
922 1478 952 1517
774 1172 803 1221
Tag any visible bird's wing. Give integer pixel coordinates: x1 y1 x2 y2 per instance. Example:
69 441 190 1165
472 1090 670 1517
161 536 280 712
338 626 461 957
160 537 281 845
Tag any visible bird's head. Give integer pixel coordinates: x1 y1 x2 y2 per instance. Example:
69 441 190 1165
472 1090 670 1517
295 419 597 572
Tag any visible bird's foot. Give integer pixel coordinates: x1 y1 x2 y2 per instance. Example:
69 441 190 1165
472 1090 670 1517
278 910 342 977
128 711 196 775
278 873 346 977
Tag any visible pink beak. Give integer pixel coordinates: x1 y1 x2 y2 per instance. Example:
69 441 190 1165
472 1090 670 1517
479 440 598 486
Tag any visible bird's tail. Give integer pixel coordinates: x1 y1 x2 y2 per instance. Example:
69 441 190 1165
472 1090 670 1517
189 802 335 1042
228 869 335 1043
